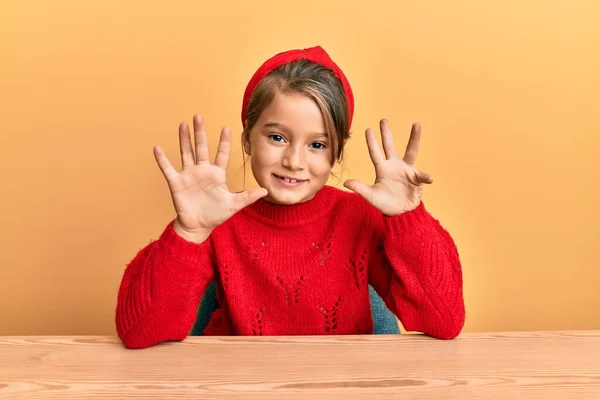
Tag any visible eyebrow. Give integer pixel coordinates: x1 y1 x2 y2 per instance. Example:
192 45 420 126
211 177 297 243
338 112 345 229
263 122 328 139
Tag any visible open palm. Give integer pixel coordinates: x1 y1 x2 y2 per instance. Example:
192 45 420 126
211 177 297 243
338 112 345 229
344 119 433 216
153 115 267 236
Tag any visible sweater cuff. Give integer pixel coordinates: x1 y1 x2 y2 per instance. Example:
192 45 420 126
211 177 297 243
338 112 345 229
383 201 433 234
157 220 212 265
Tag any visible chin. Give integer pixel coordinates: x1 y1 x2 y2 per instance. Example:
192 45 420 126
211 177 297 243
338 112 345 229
264 189 314 205
265 194 305 205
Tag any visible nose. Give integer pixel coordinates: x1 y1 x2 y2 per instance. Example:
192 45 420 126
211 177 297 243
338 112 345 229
282 145 305 170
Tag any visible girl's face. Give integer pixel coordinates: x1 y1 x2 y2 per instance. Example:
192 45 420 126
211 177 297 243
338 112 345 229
245 92 333 205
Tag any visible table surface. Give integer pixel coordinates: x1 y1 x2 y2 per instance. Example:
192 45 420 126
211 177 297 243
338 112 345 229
1 331 599 399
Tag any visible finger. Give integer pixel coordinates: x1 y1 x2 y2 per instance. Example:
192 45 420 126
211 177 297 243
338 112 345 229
365 128 385 166
214 126 232 169
178 122 195 169
231 188 269 212
343 179 374 204
403 123 421 166
153 145 178 182
380 119 399 159
416 169 434 185
193 115 210 165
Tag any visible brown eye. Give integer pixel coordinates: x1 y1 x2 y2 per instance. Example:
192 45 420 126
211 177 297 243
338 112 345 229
268 134 285 143
310 142 327 150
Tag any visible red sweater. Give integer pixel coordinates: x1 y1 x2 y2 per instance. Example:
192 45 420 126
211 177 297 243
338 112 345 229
116 185 465 349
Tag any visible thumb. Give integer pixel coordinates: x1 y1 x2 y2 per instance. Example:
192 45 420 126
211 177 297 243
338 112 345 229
416 169 434 185
231 187 268 212
343 179 373 203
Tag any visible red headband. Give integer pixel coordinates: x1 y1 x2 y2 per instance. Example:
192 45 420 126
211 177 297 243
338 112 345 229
241 45 354 128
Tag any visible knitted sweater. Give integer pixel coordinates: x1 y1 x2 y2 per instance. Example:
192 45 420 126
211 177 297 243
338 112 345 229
115 185 465 349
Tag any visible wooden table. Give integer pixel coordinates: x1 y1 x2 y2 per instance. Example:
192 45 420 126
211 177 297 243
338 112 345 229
1 331 599 399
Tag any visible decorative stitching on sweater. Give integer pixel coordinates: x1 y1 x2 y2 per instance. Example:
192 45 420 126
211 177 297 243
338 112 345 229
346 247 368 288
252 306 266 336
318 296 341 333
242 236 269 264
311 234 333 266
223 263 230 290
275 275 305 305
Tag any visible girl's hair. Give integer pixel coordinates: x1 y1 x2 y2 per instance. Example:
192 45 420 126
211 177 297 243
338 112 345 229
242 59 351 166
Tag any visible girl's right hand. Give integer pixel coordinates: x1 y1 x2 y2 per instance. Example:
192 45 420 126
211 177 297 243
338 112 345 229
153 115 268 243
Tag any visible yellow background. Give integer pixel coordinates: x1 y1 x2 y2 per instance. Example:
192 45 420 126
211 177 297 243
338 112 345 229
1 0 598 335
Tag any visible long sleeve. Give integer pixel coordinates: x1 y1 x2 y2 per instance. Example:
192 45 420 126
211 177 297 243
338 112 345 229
368 201 465 339
115 221 215 349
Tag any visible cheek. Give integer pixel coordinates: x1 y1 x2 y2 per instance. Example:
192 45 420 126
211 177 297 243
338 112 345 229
308 153 333 177
250 145 279 171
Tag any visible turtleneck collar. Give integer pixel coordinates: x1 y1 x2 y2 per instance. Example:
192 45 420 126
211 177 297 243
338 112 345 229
242 185 338 226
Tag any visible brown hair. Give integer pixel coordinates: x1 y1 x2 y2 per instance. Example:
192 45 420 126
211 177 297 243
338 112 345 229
242 59 351 166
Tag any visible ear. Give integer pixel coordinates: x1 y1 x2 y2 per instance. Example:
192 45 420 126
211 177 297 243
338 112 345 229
242 129 251 155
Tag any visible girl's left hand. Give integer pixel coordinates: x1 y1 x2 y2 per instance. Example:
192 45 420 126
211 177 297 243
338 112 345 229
344 119 434 216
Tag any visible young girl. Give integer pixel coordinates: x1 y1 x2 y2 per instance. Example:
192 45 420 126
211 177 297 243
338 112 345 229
115 46 465 349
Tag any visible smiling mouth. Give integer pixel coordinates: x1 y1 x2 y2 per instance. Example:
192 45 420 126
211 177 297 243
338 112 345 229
272 174 308 183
